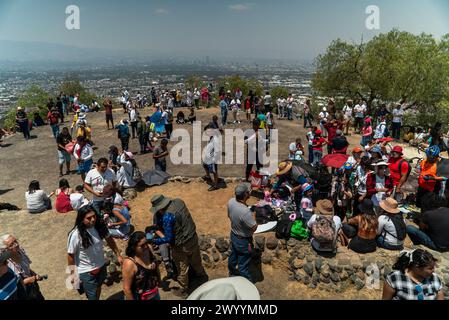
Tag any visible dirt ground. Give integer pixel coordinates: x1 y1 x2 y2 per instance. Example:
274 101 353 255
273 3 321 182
0 106 424 300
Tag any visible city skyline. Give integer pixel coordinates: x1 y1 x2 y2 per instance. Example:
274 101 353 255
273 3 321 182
0 0 449 62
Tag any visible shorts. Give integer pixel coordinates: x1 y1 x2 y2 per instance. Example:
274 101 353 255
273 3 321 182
246 109 251 114
58 150 71 164
203 163 218 174
106 114 113 121
78 159 93 174
78 264 107 300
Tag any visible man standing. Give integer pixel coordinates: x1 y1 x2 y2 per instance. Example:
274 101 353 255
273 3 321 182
129 105 138 139
303 99 313 128
15 107 30 140
149 194 208 298
47 107 61 139
57 127 72 177
263 91 272 113
219 97 229 126
227 183 257 282
392 104 404 141
245 119 266 181
84 158 117 217
202 127 220 191
353 100 366 134
286 94 294 121
116 120 130 151
103 98 114 130
56 96 64 123
342 100 353 135
387 146 410 195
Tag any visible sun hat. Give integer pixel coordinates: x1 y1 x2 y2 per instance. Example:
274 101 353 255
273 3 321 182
150 194 172 214
371 145 382 154
343 162 353 170
380 198 400 214
391 146 403 155
276 161 293 176
187 276 260 300
17 106 23 111
372 161 389 167
316 199 334 216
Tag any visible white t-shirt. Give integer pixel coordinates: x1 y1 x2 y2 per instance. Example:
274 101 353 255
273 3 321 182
392 108 404 123
289 143 298 159
354 104 366 118
70 193 88 211
67 228 106 274
319 111 329 121
307 214 342 233
25 190 49 211
117 154 136 188
129 109 137 122
343 105 353 118
371 175 386 206
203 136 220 165
377 215 405 247
84 168 117 201
287 97 294 109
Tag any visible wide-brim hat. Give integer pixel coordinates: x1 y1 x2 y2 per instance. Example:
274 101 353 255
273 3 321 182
187 276 260 300
380 197 400 214
372 161 389 167
316 199 334 216
276 161 293 176
150 194 172 213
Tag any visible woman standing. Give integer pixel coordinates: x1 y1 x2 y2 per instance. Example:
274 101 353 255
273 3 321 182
67 205 123 300
0 234 45 300
361 118 373 147
383 249 444 300
122 232 161 300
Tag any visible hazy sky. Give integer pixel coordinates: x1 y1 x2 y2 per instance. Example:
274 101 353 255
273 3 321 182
0 0 448 60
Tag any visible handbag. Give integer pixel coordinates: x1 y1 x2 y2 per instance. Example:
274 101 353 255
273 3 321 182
65 141 75 154
140 287 159 300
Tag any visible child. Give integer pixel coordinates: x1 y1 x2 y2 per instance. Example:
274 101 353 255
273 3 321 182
70 185 89 211
300 183 314 224
153 138 169 172
306 126 317 164
188 108 196 124
312 129 327 166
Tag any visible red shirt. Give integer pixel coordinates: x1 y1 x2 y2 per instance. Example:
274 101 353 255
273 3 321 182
245 100 251 110
388 157 410 186
324 123 338 144
312 137 326 151
104 103 113 115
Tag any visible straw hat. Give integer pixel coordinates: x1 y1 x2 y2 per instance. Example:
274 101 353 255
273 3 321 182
380 198 400 214
187 277 260 300
316 199 334 216
276 161 293 176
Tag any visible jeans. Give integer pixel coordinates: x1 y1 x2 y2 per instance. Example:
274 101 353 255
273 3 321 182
139 136 147 153
120 136 130 151
131 121 138 138
304 114 313 128
376 236 403 251
221 109 228 126
228 233 253 282
308 144 314 164
155 162 167 172
19 121 30 139
51 124 60 139
361 135 372 147
165 123 173 139
287 108 292 120
312 150 323 166
406 225 439 251
392 122 401 140
78 264 107 300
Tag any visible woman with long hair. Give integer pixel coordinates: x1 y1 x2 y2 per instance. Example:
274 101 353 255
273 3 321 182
122 231 161 300
67 205 123 300
383 249 444 300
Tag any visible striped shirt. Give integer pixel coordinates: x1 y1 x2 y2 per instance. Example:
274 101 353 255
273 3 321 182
0 268 22 300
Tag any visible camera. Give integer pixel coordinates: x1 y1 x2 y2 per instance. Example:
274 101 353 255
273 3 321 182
38 274 48 281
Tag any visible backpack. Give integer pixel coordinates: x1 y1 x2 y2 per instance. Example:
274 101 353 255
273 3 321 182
275 220 293 240
312 215 336 247
131 160 143 182
290 220 309 240
383 124 390 137
382 215 406 241
398 159 412 180
255 205 277 225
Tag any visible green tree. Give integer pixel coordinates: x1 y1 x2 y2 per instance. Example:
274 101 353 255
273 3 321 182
184 76 205 90
60 79 98 106
312 30 449 116
216 76 263 98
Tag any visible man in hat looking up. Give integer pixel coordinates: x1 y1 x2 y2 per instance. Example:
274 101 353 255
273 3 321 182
387 146 411 194
227 183 257 283
149 194 207 297
377 198 406 250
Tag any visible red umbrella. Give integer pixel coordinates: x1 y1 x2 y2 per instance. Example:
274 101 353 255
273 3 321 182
376 137 394 143
321 154 350 169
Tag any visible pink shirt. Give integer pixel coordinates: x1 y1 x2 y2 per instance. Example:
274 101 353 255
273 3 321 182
362 126 373 137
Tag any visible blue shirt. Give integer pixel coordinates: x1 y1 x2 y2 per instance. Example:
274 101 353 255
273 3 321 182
116 124 129 137
219 100 228 112
0 268 22 300
153 212 176 245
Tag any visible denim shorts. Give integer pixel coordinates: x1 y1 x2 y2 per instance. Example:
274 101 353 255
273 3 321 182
58 150 71 164
78 264 107 300
203 163 217 174
78 159 93 174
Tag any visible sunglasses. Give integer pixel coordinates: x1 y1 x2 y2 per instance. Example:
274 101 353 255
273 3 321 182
415 284 424 301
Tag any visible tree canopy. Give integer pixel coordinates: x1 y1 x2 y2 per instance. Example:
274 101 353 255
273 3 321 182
312 30 449 115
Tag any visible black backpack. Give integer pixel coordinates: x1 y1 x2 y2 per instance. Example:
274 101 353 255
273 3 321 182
275 220 293 240
255 205 277 225
382 214 406 241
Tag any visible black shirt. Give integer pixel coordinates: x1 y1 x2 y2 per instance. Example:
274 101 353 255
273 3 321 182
422 207 449 250
57 133 72 151
332 136 349 151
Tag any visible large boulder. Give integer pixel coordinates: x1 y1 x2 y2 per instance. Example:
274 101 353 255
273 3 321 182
266 236 279 250
123 188 137 200
254 236 266 252
199 235 213 251
215 237 230 253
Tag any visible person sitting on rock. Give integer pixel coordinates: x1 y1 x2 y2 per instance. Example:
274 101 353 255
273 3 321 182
25 180 54 214
54 179 73 214
176 111 186 124
382 249 444 300
377 198 406 251
341 199 378 253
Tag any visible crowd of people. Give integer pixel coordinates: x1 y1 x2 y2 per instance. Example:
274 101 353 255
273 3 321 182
1 86 448 301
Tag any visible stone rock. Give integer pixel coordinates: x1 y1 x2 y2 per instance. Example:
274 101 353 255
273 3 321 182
329 263 342 273
377 261 385 270
212 252 221 263
320 275 331 284
303 276 311 285
215 237 230 253
315 258 323 272
224 178 233 184
221 252 229 260
266 236 279 250
306 255 314 263
340 270 349 281
202 254 211 263
383 266 392 276
338 258 350 266
122 188 137 200
344 265 355 274
295 269 307 281
287 238 298 247
357 270 366 281
320 264 331 278
196 177 204 183
254 236 266 252
312 274 320 285
181 178 192 183
288 275 296 282
199 235 213 251
278 240 287 250
331 272 341 283
274 248 281 259
175 176 183 182
304 262 314 277
262 253 273 265
308 283 317 289
297 252 306 260
293 258 305 270
355 279 365 291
